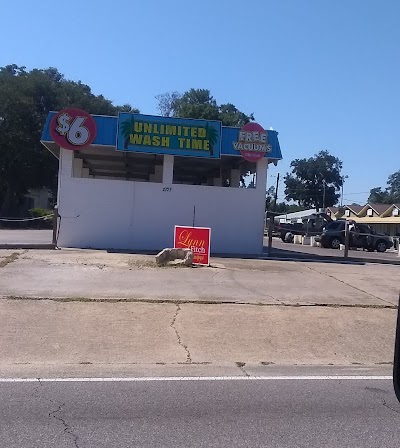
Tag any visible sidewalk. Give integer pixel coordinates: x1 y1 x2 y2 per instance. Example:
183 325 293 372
0 299 395 377
0 249 399 377
0 249 399 305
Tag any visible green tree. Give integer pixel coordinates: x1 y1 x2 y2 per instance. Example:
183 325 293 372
216 103 253 127
387 171 400 202
0 64 138 216
284 150 343 210
265 185 306 215
156 88 254 126
368 187 391 204
368 170 400 204
265 186 275 210
155 91 181 117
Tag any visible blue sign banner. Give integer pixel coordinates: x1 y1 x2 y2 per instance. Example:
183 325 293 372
221 127 282 160
41 112 282 161
116 113 222 158
41 111 119 147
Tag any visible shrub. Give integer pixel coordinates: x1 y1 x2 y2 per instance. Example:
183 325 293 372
28 208 54 228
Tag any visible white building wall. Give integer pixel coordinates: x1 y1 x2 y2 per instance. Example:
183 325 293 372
56 149 268 254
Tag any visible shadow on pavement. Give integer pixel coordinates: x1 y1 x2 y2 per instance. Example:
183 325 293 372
105 242 400 266
262 245 366 265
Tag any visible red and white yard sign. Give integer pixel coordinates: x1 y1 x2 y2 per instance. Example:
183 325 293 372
174 226 211 266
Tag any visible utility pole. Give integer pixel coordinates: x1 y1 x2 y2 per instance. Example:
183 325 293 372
272 173 280 213
267 173 280 256
341 182 344 208
340 175 348 208
322 180 326 211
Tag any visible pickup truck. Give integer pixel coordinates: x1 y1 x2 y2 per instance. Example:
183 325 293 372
275 212 332 242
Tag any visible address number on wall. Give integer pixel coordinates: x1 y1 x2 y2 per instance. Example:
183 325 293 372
162 187 172 192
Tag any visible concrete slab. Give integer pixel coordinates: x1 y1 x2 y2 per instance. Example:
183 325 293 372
0 249 398 307
0 300 396 377
306 263 400 305
0 249 398 377
176 304 397 365
0 300 185 365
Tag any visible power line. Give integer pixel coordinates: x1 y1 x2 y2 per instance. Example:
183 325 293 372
274 190 370 198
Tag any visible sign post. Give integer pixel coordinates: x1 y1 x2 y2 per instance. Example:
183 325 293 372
174 226 211 266
344 220 350 259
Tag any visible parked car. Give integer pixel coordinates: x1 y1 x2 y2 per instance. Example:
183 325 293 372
317 220 393 252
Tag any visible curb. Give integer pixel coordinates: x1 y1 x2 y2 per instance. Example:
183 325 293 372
261 253 400 266
0 244 55 250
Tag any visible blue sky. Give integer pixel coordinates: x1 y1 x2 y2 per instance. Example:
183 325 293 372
1 0 398 204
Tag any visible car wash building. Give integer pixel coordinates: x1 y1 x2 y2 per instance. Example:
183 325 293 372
41 109 282 254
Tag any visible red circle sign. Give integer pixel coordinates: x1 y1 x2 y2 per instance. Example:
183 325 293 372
50 108 97 150
236 122 269 162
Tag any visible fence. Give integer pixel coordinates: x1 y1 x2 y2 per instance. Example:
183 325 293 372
0 209 58 246
265 218 399 259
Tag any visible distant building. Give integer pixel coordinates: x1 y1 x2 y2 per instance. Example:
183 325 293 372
274 209 317 223
25 189 53 210
326 204 400 236
13 188 54 217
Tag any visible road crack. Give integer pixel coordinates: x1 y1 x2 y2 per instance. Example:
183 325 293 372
49 403 80 447
0 295 397 309
171 304 192 363
30 379 81 447
229 270 283 304
381 398 400 416
305 265 395 306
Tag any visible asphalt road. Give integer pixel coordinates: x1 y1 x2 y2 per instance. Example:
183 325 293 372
0 229 52 245
264 237 400 263
1 377 400 448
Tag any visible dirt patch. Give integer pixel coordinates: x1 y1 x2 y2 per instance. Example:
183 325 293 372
127 258 201 269
0 252 20 268
127 259 157 269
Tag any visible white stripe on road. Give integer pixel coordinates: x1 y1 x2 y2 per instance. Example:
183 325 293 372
0 376 392 382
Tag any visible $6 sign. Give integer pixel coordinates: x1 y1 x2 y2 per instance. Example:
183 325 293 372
50 108 97 150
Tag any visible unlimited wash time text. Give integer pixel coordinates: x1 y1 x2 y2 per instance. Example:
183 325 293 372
129 122 211 151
